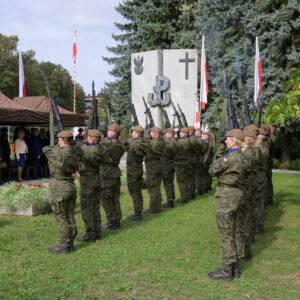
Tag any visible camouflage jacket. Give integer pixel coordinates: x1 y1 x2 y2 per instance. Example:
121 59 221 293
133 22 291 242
161 138 178 163
126 137 147 177
209 148 246 187
145 138 165 165
100 138 126 180
189 136 204 164
79 143 105 176
43 144 82 191
174 137 191 165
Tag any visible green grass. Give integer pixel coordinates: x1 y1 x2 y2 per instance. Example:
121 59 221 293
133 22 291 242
0 173 299 299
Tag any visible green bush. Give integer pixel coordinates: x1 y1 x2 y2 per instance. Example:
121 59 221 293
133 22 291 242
0 182 50 212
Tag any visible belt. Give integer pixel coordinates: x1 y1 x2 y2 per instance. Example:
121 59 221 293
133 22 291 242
218 182 239 188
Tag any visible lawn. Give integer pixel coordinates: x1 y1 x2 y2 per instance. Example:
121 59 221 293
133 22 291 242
0 173 299 299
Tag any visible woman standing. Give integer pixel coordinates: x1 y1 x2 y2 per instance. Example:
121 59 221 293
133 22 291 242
14 129 28 182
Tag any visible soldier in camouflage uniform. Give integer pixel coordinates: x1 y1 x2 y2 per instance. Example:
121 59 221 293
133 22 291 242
255 128 269 234
100 124 126 229
262 124 276 206
161 128 178 208
77 129 105 242
175 127 192 204
188 126 198 200
43 131 82 254
202 132 214 193
144 127 165 213
194 128 205 195
208 129 246 280
126 125 147 221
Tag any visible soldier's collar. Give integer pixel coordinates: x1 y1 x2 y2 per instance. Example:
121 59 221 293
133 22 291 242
225 148 241 155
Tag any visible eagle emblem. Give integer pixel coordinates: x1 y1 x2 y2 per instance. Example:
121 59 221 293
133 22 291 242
134 56 144 75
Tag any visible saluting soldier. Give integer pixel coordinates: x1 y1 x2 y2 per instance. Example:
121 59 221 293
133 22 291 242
43 131 82 254
208 129 246 280
255 127 269 234
77 129 105 242
144 127 165 213
188 126 198 200
174 127 192 204
193 128 205 196
161 127 178 208
100 124 126 230
126 125 147 221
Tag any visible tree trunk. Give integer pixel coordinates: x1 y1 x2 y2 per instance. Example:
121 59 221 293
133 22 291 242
281 128 291 163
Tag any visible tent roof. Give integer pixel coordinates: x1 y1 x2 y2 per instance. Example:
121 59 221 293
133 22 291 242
13 96 86 127
0 92 47 125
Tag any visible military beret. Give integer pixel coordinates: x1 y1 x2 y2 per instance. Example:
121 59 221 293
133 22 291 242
244 124 258 132
187 126 195 132
108 124 123 133
243 130 257 139
195 127 202 132
262 124 271 132
180 127 190 133
226 129 244 142
165 128 175 134
57 130 73 138
150 127 161 133
259 128 268 136
132 125 144 132
88 129 101 137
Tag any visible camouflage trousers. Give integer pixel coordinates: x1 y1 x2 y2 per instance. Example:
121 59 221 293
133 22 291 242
80 175 102 238
265 167 274 205
202 164 212 192
175 163 190 202
195 162 204 195
127 174 144 215
255 172 267 230
101 178 122 224
145 162 163 211
215 186 243 271
162 162 175 202
50 186 77 247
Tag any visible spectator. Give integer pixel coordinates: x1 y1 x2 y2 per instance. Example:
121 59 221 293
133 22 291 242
39 128 50 177
30 128 43 179
75 128 84 141
14 129 28 182
0 127 10 167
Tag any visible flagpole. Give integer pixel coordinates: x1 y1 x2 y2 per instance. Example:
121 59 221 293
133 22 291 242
73 30 77 113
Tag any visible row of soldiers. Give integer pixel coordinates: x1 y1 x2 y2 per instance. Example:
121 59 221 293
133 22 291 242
43 124 215 254
208 123 276 281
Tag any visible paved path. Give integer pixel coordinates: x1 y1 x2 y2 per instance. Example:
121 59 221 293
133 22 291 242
272 169 300 175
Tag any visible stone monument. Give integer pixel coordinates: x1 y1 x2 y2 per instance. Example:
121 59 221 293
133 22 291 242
131 49 198 128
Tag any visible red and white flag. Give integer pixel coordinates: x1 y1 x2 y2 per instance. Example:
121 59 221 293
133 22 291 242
253 36 262 108
73 30 77 64
19 51 26 97
194 36 208 127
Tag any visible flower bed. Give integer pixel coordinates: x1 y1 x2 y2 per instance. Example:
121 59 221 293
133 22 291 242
0 182 51 216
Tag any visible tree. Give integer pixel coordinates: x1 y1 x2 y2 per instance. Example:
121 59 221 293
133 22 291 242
264 68 300 162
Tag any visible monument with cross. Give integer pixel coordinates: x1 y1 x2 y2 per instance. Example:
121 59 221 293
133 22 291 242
131 49 198 128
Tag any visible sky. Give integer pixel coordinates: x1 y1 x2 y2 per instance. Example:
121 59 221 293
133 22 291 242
0 0 124 94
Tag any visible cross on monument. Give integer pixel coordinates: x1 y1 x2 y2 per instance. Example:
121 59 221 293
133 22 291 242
179 52 195 80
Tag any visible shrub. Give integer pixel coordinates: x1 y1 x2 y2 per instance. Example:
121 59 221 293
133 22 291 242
0 182 50 212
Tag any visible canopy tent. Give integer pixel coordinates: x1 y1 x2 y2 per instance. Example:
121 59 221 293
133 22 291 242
13 96 86 127
0 92 47 125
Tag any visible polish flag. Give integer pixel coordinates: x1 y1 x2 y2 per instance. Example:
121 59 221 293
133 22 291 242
194 36 208 127
253 36 263 109
73 30 77 64
19 51 26 97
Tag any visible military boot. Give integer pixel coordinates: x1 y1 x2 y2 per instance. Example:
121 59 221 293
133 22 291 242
77 235 96 242
232 262 241 279
127 214 143 221
255 226 264 235
208 268 233 281
48 245 74 254
162 200 174 208
175 198 188 204
144 209 160 214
